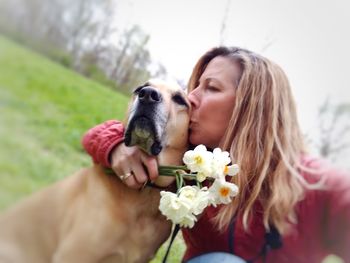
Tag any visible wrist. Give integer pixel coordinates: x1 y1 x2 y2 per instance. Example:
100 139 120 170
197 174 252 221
103 138 124 168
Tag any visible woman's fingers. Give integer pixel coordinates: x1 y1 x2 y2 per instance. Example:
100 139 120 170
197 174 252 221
130 160 149 184
110 143 159 189
140 153 159 182
122 173 143 189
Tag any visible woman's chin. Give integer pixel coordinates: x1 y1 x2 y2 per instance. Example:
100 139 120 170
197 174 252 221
189 133 199 146
189 133 205 146
189 133 216 149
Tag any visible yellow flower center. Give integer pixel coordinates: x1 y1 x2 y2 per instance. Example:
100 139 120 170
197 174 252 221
219 187 230 197
195 155 203 164
223 165 229 174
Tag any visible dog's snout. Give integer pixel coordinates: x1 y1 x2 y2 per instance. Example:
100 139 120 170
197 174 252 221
138 87 161 103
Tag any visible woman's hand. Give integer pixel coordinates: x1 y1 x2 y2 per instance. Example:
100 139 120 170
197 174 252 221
110 143 158 189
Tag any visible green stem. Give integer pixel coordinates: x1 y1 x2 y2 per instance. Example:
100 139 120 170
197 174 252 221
158 171 177 176
178 171 184 188
105 166 210 187
175 173 180 190
159 165 187 170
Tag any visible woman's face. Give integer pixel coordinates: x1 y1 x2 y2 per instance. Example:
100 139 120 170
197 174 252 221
188 56 240 148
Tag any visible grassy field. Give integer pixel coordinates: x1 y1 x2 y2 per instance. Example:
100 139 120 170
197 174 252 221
0 35 185 262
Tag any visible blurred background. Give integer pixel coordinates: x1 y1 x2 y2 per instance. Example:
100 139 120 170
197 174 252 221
0 0 349 262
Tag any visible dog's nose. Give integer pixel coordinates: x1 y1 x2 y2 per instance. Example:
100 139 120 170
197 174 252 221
138 87 161 103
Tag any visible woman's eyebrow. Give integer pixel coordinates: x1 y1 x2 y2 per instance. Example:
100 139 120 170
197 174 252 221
206 77 225 87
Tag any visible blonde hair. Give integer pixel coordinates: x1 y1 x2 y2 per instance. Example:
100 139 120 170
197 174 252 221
188 47 316 234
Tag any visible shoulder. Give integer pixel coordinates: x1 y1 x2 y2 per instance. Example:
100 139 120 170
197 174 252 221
299 154 350 206
298 156 350 259
301 155 350 184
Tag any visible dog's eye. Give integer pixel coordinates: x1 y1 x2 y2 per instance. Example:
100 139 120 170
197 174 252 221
133 83 150 94
133 87 143 94
172 93 188 107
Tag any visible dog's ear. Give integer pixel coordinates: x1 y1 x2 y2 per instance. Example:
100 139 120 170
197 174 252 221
133 82 150 94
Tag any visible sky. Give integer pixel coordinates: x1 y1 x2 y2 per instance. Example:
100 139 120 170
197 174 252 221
113 0 350 166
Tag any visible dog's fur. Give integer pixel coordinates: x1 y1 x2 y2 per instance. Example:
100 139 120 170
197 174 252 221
0 80 190 263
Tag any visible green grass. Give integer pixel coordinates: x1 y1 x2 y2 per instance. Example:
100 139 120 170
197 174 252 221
0 35 185 262
0 35 129 208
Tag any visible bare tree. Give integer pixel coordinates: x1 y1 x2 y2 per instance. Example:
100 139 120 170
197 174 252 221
0 0 167 93
219 0 231 45
314 98 350 161
110 26 141 80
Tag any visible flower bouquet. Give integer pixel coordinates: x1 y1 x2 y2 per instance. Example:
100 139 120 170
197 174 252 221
158 145 239 228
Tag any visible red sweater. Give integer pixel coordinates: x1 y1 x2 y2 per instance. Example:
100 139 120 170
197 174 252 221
82 120 350 262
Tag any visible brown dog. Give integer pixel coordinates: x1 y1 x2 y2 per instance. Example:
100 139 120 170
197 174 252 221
0 79 190 263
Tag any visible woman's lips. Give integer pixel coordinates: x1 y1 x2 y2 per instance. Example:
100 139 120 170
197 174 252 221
189 122 199 133
189 119 197 128
190 118 198 124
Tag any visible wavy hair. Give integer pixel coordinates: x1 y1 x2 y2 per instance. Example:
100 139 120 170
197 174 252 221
188 47 317 234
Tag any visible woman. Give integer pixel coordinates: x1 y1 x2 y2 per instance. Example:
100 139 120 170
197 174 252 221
82 47 350 262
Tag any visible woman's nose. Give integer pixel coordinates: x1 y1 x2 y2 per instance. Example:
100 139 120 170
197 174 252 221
188 89 199 109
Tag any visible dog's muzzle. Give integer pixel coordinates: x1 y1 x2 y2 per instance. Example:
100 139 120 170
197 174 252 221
124 86 166 156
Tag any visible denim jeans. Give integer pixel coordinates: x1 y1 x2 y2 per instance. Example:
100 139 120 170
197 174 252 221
186 252 246 263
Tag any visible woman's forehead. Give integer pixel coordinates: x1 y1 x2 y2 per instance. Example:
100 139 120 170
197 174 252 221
199 56 241 85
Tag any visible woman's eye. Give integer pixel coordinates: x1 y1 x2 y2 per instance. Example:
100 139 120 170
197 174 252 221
207 85 219 92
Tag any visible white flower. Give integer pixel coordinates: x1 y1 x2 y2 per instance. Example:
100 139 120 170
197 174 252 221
191 187 210 215
209 179 239 205
196 171 207 182
178 213 197 228
213 148 231 166
183 145 213 174
178 186 210 216
159 191 192 223
178 185 198 200
158 146 240 228
224 164 240 176
210 148 232 178
159 189 205 228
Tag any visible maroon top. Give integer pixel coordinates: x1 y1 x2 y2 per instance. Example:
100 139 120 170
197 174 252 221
82 120 350 262
82 120 125 168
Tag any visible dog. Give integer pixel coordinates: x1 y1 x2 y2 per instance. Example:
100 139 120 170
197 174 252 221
0 79 190 263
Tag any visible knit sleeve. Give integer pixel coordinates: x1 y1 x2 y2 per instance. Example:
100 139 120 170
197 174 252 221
81 120 125 168
323 166 350 260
